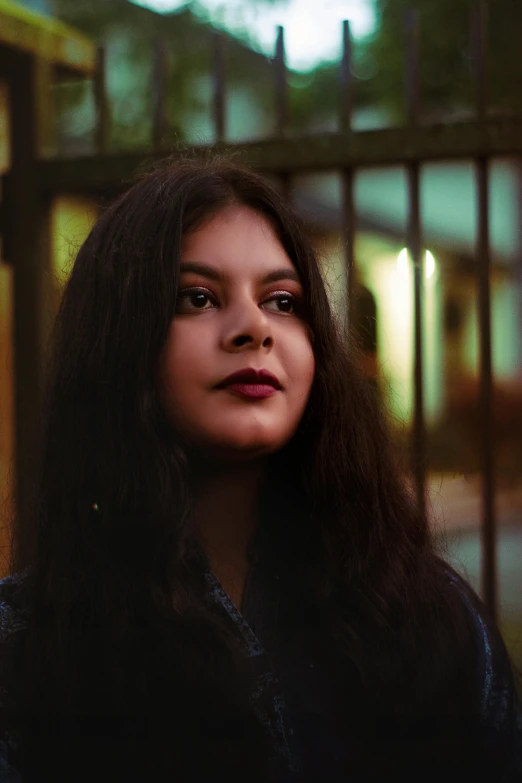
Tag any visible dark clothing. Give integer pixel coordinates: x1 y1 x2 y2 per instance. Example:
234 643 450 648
240 539 522 781
0 554 521 782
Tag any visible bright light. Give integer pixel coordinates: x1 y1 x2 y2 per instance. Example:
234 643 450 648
425 250 436 279
130 0 376 71
397 248 410 275
397 248 437 280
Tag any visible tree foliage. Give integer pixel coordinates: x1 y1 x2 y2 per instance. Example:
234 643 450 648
48 0 522 149
368 0 522 122
51 0 280 149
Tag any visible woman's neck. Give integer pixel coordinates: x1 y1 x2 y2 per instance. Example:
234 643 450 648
191 459 266 609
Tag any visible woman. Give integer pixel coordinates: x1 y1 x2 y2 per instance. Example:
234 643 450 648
0 158 520 782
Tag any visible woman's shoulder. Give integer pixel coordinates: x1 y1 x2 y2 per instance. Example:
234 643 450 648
441 561 522 769
0 571 30 644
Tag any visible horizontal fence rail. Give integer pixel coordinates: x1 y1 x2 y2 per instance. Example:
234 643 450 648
36 117 522 190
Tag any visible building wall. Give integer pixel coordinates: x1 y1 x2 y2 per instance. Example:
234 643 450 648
317 230 444 426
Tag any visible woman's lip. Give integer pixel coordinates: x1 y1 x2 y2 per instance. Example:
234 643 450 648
216 369 282 389
219 383 278 399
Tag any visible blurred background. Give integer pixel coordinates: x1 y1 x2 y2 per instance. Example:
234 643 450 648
0 0 521 677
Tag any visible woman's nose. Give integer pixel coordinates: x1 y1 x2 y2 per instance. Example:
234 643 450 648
232 332 273 349
223 300 274 351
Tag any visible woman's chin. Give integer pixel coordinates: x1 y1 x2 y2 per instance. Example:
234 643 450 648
192 435 283 463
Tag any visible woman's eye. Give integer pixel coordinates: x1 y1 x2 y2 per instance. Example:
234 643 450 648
176 289 215 311
175 288 301 315
263 293 298 314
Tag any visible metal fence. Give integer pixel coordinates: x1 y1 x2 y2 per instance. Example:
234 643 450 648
5 3 522 622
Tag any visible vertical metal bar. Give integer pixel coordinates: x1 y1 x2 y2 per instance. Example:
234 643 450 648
405 8 426 521
341 170 355 336
340 21 355 334
274 27 290 199
1 52 52 541
476 159 496 620
472 2 497 621
340 19 353 133
152 37 167 151
275 26 288 138
408 167 425 522
94 45 109 154
213 32 225 143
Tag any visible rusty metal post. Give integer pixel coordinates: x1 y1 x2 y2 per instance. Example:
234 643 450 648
404 8 426 522
0 49 53 544
340 19 353 134
274 26 291 199
340 20 355 335
152 37 168 151
275 25 288 138
472 2 497 621
94 45 109 154
212 32 225 143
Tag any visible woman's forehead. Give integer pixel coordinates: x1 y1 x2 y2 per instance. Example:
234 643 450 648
180 205 299 281
182 204 280 248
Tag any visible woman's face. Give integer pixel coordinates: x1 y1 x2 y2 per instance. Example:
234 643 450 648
157 205 315 462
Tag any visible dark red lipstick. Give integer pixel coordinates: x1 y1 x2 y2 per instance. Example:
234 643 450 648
215 368 282 399
217 368 281 389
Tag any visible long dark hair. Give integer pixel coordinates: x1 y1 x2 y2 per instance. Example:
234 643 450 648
7 158 502 779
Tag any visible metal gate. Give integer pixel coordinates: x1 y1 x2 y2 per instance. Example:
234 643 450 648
3 3 521 623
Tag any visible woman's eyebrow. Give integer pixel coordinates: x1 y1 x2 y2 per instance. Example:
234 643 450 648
179 261 301 285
